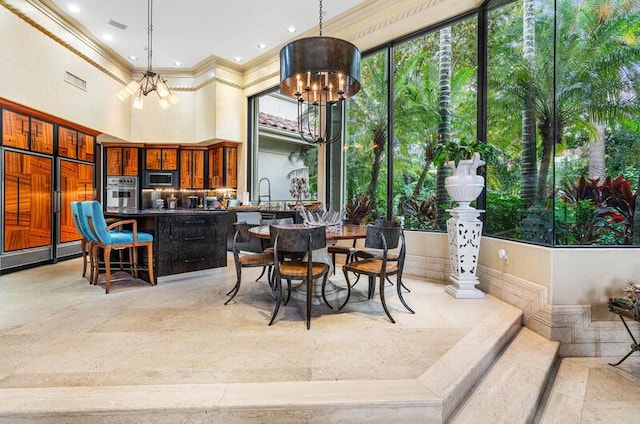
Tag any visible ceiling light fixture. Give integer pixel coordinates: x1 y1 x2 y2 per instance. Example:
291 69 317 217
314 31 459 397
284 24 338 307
279 0 360 145
287 26 296 33
116 0 178 110
258 43 267 49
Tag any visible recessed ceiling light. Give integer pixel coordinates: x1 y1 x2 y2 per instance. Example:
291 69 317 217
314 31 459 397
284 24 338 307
67 4 80 14
174 61 182 66
258 43 267 49
287 26 296 33
102 33 113 42
128 55 138 61
234 56 242 62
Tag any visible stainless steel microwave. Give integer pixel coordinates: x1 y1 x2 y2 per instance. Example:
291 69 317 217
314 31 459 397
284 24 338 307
145 171 176 187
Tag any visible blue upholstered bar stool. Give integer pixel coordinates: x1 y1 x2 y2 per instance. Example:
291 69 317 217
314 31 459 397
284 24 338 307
81 201 155 293
70 201 90 280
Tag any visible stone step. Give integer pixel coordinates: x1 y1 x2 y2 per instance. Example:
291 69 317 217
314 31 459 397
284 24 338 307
447 328 559 424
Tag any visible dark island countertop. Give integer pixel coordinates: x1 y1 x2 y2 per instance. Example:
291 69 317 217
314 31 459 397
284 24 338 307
105 209 229 217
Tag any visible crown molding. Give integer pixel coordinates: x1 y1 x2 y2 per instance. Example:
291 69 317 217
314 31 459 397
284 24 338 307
3 0 476 94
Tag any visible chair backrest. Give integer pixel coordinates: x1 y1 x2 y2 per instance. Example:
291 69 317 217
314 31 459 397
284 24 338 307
236 211 262 225
70 201 87 240
364 225 401 251
270 225 326 255
233 221 252 244
81 201 111 244
261 217 294 226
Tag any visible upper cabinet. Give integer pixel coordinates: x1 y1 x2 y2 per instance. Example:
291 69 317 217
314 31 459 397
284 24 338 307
146 148 177 170
208 142 238 189
179 149 205 189
105 146 139 176
58 126 95 162
2 109 54 155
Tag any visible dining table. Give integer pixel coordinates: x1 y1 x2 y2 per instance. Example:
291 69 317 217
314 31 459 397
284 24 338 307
248 223 367 304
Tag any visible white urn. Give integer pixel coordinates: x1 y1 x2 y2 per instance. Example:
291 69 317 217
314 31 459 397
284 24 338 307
445 152 485 209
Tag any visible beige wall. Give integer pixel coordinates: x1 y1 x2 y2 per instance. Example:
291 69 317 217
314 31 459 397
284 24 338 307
0 5 130 138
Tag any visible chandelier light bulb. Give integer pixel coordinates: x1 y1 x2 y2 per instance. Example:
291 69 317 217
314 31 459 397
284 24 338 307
158 97 170 110
168 93 179 105
133 96 144 110
157 81 170 98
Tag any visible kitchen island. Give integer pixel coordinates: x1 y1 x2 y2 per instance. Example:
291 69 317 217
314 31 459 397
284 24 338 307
105 209 228 281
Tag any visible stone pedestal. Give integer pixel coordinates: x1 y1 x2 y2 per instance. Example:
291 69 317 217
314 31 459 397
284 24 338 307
445 207 484 299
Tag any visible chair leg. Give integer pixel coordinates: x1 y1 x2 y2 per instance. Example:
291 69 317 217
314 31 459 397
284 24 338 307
284 279 292 305
131 246 139 278
90 244 98 284
81 239 87 278
255 266 267 281
306 277 312 330
379 274 395 324
269 276 282 326
321 274 333 310
146 242 155 286
104 246 112 294
339 268 352 310
367 276 375 299
225 263 242 305
396 274 414 314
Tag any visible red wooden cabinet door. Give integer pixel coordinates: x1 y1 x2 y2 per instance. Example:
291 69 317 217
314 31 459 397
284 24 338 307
58 127 78 159
3 151 52 251
30 118 54 155
2 109 29 150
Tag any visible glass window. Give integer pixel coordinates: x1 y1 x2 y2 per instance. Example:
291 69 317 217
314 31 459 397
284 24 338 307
392 17 478 231
343 50 389 224
250 91 319 208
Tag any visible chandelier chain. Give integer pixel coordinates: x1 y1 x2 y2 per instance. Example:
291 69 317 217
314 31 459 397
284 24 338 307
319 0 323 36
147 0 153 72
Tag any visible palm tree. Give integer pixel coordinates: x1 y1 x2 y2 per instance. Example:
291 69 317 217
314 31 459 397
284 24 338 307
521 0 538 208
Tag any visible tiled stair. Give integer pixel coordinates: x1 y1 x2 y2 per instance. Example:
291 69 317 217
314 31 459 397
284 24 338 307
446 328 560 424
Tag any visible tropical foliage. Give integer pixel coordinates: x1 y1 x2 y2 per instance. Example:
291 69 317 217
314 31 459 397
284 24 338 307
342 0 640 247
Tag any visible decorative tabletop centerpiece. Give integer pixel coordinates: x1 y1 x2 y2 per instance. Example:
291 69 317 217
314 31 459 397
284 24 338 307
289 177 310 210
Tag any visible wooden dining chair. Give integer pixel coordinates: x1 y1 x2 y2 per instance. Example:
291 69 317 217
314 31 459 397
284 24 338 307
225 222 275 305
340 225 414 323
269 225 331 330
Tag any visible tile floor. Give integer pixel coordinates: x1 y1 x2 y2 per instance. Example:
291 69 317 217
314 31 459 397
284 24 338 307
538 356 640 423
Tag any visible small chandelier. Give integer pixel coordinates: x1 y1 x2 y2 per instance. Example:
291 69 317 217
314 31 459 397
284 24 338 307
279 0 361 145
117 0 178 110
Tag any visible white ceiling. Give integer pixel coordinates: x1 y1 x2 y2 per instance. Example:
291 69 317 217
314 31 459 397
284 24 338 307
47 0 366 70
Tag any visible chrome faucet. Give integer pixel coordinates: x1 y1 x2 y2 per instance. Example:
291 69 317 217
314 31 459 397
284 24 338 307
258 177 271 206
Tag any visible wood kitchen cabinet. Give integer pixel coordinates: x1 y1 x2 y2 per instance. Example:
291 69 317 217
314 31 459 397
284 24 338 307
145 148 177 170
208 142 238 189
179 149 205 188
59 160 94 243
3 150 52 251
106 147 139 176
58 127 95 162
2 109 54 154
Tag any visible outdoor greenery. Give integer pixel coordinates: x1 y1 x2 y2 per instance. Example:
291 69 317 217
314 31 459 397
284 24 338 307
342 0 640 246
